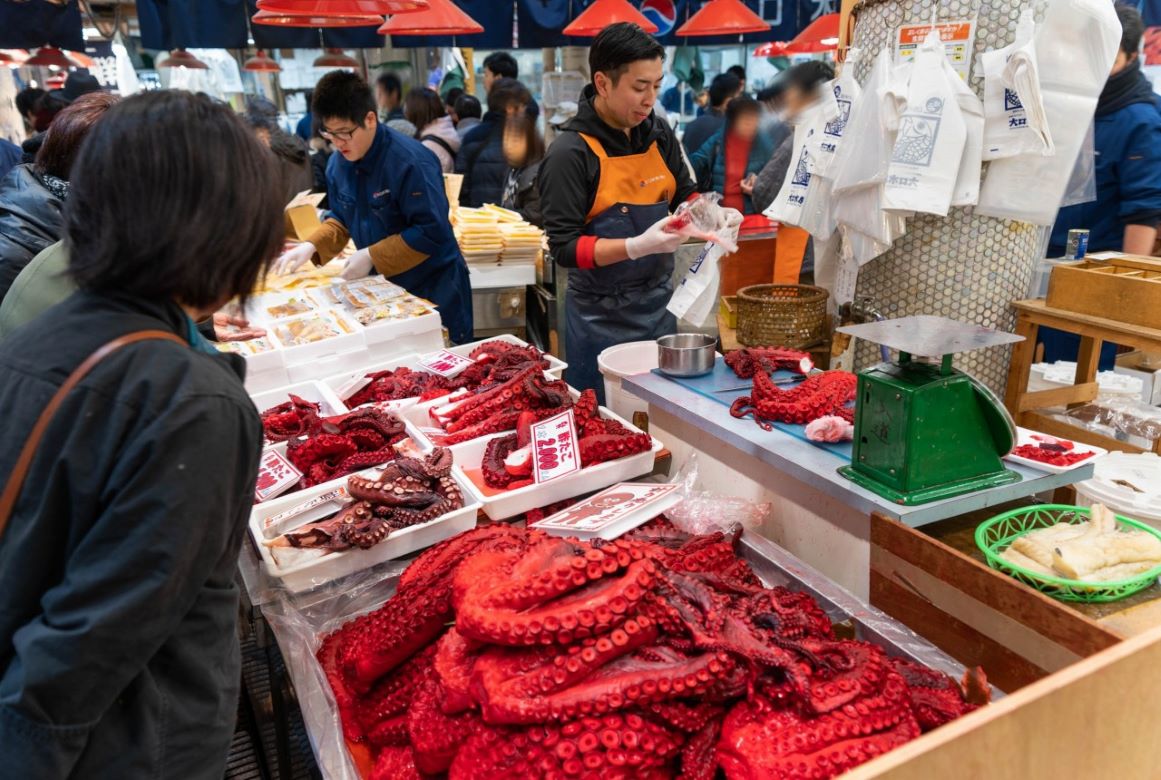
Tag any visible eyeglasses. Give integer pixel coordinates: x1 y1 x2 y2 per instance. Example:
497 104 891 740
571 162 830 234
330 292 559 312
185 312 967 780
320 125 360 141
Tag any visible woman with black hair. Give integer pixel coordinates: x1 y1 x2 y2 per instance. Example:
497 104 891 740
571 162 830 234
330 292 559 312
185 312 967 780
500 113 545 226
0 90 284 778
689 96 774 215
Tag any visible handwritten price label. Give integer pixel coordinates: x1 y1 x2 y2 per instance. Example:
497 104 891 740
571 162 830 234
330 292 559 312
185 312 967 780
254 449 303 503
532 409 580 484
418 349 475 378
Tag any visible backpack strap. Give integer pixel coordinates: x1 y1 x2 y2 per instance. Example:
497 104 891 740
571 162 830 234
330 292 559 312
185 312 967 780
421 134 456 159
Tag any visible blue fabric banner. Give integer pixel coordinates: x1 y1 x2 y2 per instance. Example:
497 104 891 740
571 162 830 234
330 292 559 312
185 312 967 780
0 0 84 50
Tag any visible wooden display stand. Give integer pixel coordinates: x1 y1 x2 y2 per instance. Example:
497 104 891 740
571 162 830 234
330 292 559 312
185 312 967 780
1003 299 1161 455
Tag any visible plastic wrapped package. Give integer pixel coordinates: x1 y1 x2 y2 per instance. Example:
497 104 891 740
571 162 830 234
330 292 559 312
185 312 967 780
976 0 1120 224
668 208 743 326
667 192 739 253
663 453 770 535
1062 398 1161 449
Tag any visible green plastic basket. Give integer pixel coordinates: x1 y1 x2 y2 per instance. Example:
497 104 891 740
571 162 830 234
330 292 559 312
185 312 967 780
975 504 1161 603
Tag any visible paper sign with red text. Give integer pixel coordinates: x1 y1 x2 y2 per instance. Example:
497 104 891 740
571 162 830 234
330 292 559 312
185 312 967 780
532 409 581 483
418 349 475 378
530 483 683 539
254 449 303 503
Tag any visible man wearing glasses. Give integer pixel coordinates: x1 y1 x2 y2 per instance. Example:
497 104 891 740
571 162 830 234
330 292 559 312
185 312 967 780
275 71 473 343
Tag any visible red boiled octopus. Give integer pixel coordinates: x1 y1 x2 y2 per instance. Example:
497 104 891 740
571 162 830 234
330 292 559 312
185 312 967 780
725 347 815 379
318 521 987 780
481 388 652 490
731 370 857 430
260 394 323 442
427 365 573 445
347 341 550 407
285 407 408 489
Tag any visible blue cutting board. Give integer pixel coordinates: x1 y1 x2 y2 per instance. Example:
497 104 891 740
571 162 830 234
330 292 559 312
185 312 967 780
652 357 852 460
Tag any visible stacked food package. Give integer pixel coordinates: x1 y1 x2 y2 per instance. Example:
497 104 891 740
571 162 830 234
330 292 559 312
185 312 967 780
452 205 544 266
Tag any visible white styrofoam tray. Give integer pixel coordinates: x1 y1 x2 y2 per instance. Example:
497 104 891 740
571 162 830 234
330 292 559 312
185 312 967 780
270 309 366 369
322 335 568 414
441 404 662 521
1002 427 1107 475
244 365 292 395
358 309 444 347
251 380 349 424
249 465 481 593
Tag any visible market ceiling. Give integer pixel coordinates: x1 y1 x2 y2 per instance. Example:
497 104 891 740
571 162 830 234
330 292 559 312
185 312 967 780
4 0 828 50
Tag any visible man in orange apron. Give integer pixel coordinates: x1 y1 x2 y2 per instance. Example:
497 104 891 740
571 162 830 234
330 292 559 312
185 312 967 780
539 23 697 402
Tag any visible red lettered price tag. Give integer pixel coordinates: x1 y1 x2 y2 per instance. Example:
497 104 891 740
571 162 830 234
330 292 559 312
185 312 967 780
418 349 475 378
254 449 303 503
532 409 580 483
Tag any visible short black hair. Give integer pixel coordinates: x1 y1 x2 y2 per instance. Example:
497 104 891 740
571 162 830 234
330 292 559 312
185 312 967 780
313 70 377 126
454 94 482 120
36 91 119 179
487 78 531 115
725 95 760 129
756 82 787 104
1116 3 1144 57
445 86 464 107
709 73 741 108
784 60 834 95
589 22 665 86
376 71 402 99
16 87 45 119
483 52 518 81
727 65 746 82
67 91 284 309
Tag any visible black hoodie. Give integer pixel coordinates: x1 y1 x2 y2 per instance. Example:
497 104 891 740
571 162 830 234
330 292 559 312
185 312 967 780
539 85 696 268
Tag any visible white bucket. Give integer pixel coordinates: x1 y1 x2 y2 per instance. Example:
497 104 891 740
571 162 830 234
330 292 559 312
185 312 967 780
597 341 659 421
1075 452 1161 529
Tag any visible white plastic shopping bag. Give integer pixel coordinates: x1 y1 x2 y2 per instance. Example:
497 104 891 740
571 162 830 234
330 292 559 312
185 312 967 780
977 0 1120 224
799 50 864 240
981 10 1053 161
832 49 895 194
948 55 984 206
882 30 966 216
764 95 839 227
667 209 742 326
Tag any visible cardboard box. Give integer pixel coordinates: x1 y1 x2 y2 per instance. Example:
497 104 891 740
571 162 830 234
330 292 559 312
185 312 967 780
284 190 326 241
1115 351 1161 406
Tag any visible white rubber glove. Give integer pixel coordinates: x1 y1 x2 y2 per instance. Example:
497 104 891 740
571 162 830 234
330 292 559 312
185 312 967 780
625 215 684 260
340 247 375 280
274 242 316 276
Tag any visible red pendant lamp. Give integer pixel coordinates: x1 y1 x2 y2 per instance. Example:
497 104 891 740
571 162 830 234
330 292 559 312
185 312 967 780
784 12 839 53
675 0 770 36
376 0 482 36
257 0 426 14
243 50 282 72
158 49 210 68
563 0 658 37
753 41 789 57
313 48 360 67
0 50 28 67
252 9 383 26
24 46 83 69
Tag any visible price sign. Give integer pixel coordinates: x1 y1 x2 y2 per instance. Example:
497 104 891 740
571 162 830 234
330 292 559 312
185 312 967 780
254 449 303 503
532 409 581 484
418 349 475 378
895 20 977 81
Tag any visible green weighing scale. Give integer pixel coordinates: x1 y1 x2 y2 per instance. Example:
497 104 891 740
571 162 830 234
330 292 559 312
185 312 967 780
836 316 1023 506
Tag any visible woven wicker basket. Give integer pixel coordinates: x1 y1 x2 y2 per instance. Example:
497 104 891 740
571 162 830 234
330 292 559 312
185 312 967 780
736 284 828 349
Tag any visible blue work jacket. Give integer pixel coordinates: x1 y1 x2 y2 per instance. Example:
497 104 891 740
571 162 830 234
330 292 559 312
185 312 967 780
325 123 473 342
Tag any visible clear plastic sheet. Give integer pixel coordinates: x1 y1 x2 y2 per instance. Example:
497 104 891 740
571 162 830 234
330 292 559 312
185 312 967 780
1058 120 1097 209
664 453 770 535
1062 399 1161 449
667 192 740 253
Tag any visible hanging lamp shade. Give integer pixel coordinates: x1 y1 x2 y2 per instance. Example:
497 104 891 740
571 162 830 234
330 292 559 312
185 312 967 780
25 47 82 69
784 12 839 52
0 50 29 66
675 0 770 36
252 9 383 26
376 0 482 36
257 0 426 14
243 50 282 72
562 0 658 37
157 49 210 69
753 41 789 57
313 48 360 67
45 74 67 90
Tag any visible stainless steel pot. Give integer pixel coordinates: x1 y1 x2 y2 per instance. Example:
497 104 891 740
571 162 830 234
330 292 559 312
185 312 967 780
657 334 716 377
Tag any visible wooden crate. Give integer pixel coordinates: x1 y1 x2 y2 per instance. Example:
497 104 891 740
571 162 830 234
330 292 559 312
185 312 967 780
1046 254 1161 330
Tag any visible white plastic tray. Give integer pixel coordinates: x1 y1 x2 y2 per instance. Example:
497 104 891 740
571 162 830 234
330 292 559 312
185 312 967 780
270 309 366 369
252 380 349 421
249 465 481 593
244 365 292 394
445 404 662 521
1003 427 1107 474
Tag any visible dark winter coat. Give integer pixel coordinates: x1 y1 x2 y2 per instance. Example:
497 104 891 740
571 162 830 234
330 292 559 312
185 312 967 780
501 162 543 227
689 128 776 215
0 290 261 779
0 164 66 304
455 112 508 207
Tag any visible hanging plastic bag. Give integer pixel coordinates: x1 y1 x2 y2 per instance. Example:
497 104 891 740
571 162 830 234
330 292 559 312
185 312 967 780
981 10 1053 161
667 207 743 326
667 192 739 252
948 54 984 207
882 30 966 217
831 48 894 195
1059 119 1097 208
764 92 839 226
976 0 1120 225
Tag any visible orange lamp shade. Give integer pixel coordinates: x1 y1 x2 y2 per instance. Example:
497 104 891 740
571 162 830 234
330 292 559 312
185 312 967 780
675 0 770 36
562 0 658 37
313 49 360 67
157 49 210 69
376 0 482 36
257 0 427 14
24 46 83 69
243 50 282 72
784 12 839 52
252 9 384 26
